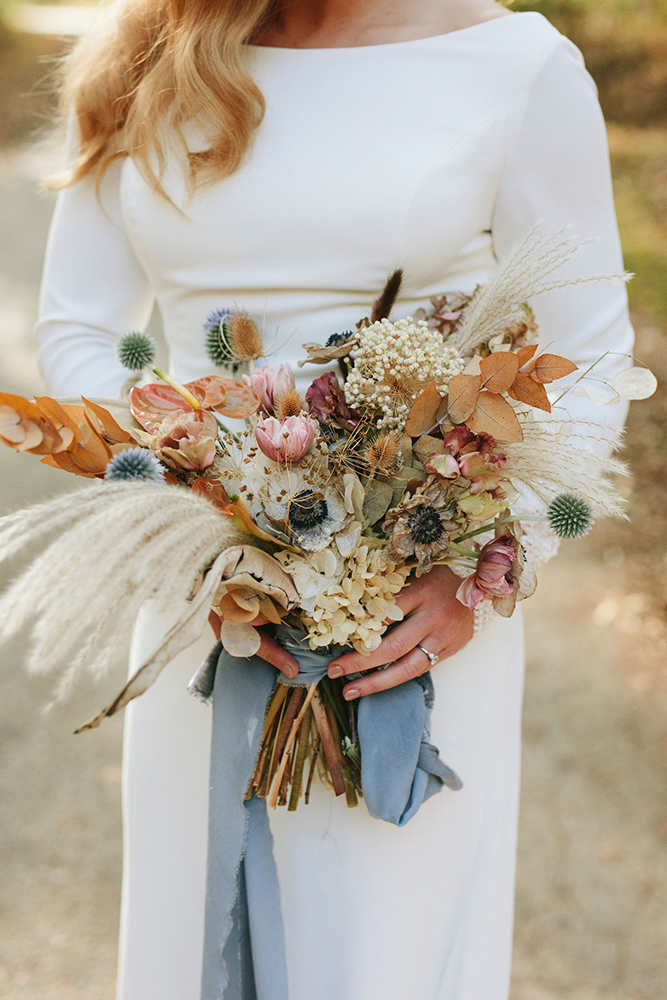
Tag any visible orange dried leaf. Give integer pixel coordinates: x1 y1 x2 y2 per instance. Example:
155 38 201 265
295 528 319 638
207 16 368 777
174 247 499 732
447 374 481 424
404 381 443 436
479 352 519 393
81 397 134 444
530 353 578 384
466 391 523 443
508 374 551 412
516 344 538 369
191 477 231 512
257 594 286 624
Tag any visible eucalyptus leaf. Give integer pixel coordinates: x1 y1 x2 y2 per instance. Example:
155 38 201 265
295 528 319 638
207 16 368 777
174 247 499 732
362 481 394 525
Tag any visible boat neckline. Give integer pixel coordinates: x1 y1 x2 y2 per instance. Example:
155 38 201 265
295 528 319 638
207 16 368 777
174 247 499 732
245 11 538 52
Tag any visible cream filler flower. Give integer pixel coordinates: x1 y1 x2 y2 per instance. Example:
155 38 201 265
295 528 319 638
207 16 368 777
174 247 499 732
276 544 411 653
343 316 464 428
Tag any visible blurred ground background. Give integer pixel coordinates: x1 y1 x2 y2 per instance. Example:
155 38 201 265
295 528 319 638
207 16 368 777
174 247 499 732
0 1 666 998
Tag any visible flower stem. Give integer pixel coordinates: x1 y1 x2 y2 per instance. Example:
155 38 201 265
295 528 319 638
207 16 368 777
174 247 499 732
454 513 547 542
449 541 480 558
152 369 201 410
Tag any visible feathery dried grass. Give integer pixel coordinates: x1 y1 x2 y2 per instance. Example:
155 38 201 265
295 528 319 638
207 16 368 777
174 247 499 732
505 419 629 518
0 482 241 699
454 228 630 355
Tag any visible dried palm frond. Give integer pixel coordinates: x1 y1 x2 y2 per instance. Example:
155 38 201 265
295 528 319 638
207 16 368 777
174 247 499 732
454 228 630 356
0 481 245 710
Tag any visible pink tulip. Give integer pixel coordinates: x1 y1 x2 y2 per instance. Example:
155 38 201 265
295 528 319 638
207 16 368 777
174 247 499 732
456 535 518 610
155 409 218 471
255 414 315 463
242 364 295 414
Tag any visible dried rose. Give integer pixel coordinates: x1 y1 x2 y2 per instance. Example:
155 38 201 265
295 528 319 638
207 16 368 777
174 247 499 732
242 364 295 414
155 410 218 471
255 414 316 463
456 532 535 616
305 372 360 431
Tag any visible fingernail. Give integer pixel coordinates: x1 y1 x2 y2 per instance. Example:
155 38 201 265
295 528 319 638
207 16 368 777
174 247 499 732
343 687 360 701
285 665 298 679
328 664 343 678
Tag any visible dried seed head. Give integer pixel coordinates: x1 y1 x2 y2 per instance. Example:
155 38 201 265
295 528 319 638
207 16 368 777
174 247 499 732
228 312 264 361
274 388 306 421
365 431 401 475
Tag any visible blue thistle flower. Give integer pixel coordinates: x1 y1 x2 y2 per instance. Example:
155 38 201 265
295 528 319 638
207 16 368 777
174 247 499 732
326 330 354 348
117 332 157 372
547 494 593 539
204 308 234 367
105 449 165 483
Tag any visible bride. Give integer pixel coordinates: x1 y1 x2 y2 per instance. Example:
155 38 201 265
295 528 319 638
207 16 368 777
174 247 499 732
35 0 633 998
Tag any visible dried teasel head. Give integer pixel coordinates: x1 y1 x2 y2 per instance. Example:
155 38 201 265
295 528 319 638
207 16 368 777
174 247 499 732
274 388 306 421
228 312 264 362
364 431 401 475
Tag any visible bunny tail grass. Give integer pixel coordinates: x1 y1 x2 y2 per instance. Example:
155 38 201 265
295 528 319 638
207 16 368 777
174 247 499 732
0 482 242 707
454 228 630 356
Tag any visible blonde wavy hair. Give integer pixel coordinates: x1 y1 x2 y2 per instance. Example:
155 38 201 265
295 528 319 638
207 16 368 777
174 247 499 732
50 0 280 195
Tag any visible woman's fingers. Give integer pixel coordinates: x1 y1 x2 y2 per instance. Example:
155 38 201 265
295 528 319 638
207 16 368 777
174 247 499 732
341 645 433 700
328 613 427 677
256 630 299 678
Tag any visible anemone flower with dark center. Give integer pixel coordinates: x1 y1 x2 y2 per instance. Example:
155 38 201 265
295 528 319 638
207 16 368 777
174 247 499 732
383 494 455 576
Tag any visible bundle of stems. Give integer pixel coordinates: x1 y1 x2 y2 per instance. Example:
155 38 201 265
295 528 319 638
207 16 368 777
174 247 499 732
247 678 361 811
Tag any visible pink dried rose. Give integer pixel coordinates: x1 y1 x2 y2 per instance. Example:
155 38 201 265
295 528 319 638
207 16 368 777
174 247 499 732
456 532 536 617
155 409 218 471
242 364 295 414
428 427 505 494
255 413 316 463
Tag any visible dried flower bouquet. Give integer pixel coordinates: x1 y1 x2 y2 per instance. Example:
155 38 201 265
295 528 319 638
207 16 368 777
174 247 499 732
0 230 656 812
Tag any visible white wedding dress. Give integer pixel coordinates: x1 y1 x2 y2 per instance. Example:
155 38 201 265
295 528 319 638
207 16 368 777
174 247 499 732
35 13 633 1000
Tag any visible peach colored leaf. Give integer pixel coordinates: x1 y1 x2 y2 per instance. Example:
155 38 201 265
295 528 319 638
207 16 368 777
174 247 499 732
466 391 523 443
34 397 82 443
516 344 538 370
191 477 230 512
530 353 578 384
447 374 481 424
129 383 194 433
81 397 134 444
404 381 444 436
508 374 551 412
479 352 519 393
183 376 260 418
0 392 43 421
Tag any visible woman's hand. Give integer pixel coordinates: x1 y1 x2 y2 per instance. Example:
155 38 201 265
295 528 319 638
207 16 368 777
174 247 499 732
208 610 299 679
326 565 474 700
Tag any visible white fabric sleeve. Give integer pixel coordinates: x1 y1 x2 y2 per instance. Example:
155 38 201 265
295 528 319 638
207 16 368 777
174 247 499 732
35 160 155 397
491 36 635 571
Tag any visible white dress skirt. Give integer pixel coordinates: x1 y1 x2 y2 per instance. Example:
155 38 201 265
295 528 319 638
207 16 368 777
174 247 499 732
35 12 633 999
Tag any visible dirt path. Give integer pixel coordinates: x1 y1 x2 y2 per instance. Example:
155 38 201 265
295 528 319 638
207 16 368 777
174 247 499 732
0 145 665 1000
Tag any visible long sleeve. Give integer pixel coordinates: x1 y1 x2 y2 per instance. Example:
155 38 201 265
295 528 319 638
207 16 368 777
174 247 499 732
492 36 634 423
35 159 155 396
491 35 634 568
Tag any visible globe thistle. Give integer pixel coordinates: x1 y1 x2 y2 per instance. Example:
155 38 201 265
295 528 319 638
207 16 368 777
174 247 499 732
547 494 593 539
104 448 165 483
326 330 354 348
117 332 157 372
203 308 234 367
